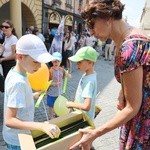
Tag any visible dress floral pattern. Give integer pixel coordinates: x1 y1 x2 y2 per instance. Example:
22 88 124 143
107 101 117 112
115 34 150 150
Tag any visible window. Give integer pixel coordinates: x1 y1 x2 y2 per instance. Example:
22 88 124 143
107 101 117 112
65 0 72 10
66 0 72 5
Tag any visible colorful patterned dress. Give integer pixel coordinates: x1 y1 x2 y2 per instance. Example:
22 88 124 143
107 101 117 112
115 34 150 150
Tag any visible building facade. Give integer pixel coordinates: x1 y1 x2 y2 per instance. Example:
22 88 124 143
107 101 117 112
43 0 88 35
140 0 150 36
0 0 87 37
0 0 43 37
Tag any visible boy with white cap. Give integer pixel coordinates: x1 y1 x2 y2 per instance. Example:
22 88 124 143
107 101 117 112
2 34 61 150
66 46 99 122
46 52 71 119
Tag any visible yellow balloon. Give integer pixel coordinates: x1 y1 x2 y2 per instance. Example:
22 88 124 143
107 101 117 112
27 63 49 91
54 95 70 117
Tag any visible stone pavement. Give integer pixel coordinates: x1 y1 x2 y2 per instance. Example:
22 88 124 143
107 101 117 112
0 56 120 150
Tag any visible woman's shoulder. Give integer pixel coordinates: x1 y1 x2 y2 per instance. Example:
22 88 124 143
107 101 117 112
124 27 149 41
119 33 150 73
9 34 18 43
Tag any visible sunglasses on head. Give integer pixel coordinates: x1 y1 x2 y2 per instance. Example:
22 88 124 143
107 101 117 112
1 25 10 29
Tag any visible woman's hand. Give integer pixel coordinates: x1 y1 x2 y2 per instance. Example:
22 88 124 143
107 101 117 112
41 122 61 139
69 128 97 150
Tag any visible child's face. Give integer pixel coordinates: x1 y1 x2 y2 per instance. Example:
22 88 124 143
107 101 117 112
18 55 41 74
77 60 93 72
52 60 61 68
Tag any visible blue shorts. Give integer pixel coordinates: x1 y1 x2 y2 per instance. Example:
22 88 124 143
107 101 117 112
47 95 58 107
6 143 21 150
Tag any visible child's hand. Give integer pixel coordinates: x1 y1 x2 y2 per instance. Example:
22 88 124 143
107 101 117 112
66 101 73 108
41 122 61 139
56 82 61 87
66 73 71 78
33 91 44 100
53 82 61 87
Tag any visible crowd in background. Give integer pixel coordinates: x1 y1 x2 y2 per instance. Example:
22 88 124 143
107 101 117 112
24 25 115 71
0 21 115 77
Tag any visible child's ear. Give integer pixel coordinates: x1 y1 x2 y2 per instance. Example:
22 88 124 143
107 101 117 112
16 54 23 59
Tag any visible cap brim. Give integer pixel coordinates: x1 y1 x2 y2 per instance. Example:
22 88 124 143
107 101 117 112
51 57 62 62
68 55 83 62
31 52 54 63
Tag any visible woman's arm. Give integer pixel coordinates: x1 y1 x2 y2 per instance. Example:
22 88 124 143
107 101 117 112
97 66 143 134
69 66 143 150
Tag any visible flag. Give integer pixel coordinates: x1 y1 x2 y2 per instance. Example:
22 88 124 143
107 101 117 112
49 17 65 54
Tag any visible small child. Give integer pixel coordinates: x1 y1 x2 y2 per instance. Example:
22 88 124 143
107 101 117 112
47 52 71 119
2 34 61 150
66 46 99 121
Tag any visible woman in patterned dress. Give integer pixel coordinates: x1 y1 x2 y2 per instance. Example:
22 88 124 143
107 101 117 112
69 0 150 150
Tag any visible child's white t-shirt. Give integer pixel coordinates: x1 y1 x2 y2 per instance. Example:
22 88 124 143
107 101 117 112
2 68 34 146
75 72 97 121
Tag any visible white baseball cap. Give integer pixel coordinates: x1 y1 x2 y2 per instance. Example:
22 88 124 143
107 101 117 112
16 34 54 63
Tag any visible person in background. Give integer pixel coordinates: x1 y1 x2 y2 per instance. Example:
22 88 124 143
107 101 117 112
24 27 30 35
85 33 97 48
71 32 77 54
0 20 18 78
51 27 57 37
29 26 34 34
64 31 73 72
0 28 5 44
2 34 61 150
44 28 51 51
33 29 45 43
47 52 71 119
69 0 150 150
104 38 112 61
78 34 86 49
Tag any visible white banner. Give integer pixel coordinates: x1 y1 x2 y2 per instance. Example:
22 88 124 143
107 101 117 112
49 17 64 54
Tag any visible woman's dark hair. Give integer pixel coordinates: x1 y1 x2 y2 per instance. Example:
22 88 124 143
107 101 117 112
2 19 18 37
66 32 71 43
81 0 125 28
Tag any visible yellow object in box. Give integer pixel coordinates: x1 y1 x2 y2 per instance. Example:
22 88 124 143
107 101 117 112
18 110 94 150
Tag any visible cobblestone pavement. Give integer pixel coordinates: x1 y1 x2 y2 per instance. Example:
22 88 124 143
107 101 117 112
0 56 120 150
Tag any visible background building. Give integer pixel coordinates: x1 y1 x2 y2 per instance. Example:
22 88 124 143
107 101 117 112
43 0 88 34
140 0 150 36
0 0 43 37
0 0 88 37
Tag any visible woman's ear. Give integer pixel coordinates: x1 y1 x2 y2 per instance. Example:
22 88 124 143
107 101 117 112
106 18 112 26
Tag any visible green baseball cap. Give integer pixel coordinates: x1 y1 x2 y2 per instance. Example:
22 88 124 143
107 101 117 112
69 46 99 62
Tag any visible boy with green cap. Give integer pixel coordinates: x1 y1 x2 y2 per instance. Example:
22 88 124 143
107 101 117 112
66 46 99 121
